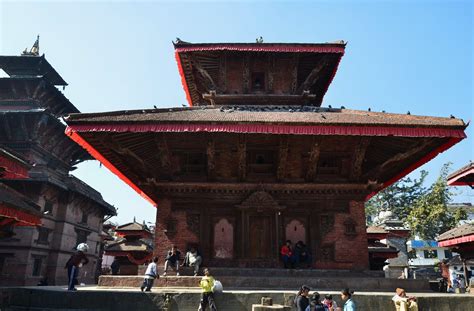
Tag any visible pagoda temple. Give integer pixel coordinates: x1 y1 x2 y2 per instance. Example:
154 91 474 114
104 220 153 275
65 41 467 270
0 39 116 285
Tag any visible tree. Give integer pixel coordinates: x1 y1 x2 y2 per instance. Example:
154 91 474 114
407 163 467 239
365 172 427 224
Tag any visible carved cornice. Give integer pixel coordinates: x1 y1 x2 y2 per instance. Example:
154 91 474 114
236 191 285 211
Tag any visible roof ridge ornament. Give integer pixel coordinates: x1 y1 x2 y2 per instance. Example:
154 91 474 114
22 35 40 56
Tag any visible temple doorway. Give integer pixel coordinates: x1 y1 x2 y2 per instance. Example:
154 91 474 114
249 216 273 259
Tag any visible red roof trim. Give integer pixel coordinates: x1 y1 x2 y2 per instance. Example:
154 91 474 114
366 137 463 201
0 204 41 226
0 157 29 179
447 166 474 186
65 128 157 207
66 123 466 138
175 51 194 107
438 234 474 247
175 45 346 53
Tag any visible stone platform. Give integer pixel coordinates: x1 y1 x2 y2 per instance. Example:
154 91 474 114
102 268 429 292
1 287 473 311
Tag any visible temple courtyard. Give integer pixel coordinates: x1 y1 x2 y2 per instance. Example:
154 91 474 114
1 285 473 311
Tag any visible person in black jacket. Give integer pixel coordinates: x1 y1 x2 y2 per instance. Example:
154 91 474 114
65 243 89 291
295 285 311 311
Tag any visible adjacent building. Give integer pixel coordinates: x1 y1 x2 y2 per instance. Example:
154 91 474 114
0 41 116 286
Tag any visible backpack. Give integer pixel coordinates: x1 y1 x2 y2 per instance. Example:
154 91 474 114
314 303 327 311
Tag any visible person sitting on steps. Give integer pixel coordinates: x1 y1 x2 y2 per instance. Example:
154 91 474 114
163 245 181 276
181 246 202 276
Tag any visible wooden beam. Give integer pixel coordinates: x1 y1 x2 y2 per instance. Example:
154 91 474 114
191 56 216 91
23 80 32 98
206 139 216 181
32 80 45 99
350 137 371 181
363 139 433 180
243 55 250 94
218 52 227 93
305 139 321 182
154 135 172 178
297 56 328 94
267 54 275 92
290 55 299 94
277 136 289 181
2 116 12 140
20 114 29 141
237 135 247 181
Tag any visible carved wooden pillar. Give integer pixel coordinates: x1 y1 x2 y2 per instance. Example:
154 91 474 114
237 135 247 181
207 139 216 181
243 54 250 94
305 139 321 182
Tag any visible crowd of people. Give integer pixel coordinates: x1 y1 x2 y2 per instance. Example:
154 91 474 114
281 240 312 268
295 285 354 311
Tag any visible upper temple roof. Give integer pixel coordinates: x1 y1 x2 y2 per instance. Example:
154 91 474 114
174 41 346 107
0 55 67 86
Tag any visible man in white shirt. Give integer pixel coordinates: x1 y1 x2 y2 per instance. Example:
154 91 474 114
140 256 159 292
182 246 203 276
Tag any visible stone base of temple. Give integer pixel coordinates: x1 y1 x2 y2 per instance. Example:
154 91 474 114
99 268 429 292
1 287 473 311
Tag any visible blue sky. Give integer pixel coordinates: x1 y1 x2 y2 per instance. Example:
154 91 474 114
1 0 472 225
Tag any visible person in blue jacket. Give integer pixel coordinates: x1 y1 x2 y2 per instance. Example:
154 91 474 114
340 288 356 311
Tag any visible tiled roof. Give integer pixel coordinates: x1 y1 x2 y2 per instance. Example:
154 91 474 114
66 106 465 129
105 239 152 252
437 224 474 242
116 221 150 232
367 226 387 234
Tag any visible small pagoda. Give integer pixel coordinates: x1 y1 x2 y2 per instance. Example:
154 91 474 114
65 40 467 270
104 220 153 275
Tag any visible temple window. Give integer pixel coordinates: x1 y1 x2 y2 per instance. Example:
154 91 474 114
182 152 206 174
43 199 53 216
249 150 275 174
251 72 265 92
423 250 437 259
32 255 44 276
285 219 306 244
75 228 90 245
344 218 357 236
81 210 88 225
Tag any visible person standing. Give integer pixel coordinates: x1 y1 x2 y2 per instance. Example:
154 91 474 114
340 288 356 311
163 245 181 276
295 285 311 311
322 294 338 311
311 292 328 311
392 288 418 311
65 243 89 291
198 268 217 311
110 258 120 275
140 256 159 292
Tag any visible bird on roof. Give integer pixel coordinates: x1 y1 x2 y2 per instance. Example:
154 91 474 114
407 111 411 115
181 104 187 107
154 105 158 109
368 108 371 112
256 36 264 43
450 114 455 119
328 105 332 109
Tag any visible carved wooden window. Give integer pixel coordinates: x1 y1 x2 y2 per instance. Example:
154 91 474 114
248 150 275 174
81 210 88 225
213 218 234 259
181 152 206 174
318 156 341 175
251 72 265 92
75 228 89 245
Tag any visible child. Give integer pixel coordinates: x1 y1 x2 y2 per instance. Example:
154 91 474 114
322 294 338 311
140 256 159 292
311 292 328 311
198 268 217 311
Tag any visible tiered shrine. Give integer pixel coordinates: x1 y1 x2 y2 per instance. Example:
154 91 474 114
65 40 467 270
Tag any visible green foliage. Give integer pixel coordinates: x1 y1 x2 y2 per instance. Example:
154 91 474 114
407 163 467 239
365 171 427 224
365 163 468 239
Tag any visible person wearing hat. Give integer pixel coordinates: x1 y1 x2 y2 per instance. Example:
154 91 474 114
65 243 89 291
392 288 418 311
